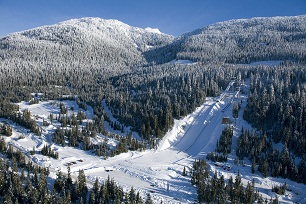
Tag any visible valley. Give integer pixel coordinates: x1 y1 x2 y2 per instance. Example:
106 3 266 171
0 14 305 203
2 78 305 203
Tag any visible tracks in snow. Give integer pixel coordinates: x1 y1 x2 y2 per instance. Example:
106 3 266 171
174 80 235 157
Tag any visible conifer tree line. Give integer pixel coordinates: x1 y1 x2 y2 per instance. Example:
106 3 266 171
146 15 306 65
215 126 233 155
1 49 306 185
0 14 306 202
1 14 305 146
52 123 144 158
240 65 306 183
0 61 245 144
51 102 145 157
0 123 12 136
206 126 234 163
106 63 230 140
41 144 59 159
244 65 306 156
0 105 41 136
190 159 274 203
0 136 150 203
1 60 305 183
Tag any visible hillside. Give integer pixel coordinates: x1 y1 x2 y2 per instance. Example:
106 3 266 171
0 17 174 75
0 15 306 203
1 15 305 70
145 15 306 64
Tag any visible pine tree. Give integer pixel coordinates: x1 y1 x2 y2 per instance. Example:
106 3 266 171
234 171 243 203
89 190 96 204
252 159 256 174
145 193 153 204
66 166 73 191
182 166 187 176
245 181 255 203
65 190 72 204
54 170 65 193
217 175 226 204
77 169 88 202
262 159 269 178
136 191 143 204
92 177 100 203
71 180 79 202
129 186 136 203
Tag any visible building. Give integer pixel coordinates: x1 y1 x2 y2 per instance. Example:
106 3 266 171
222 117 230 124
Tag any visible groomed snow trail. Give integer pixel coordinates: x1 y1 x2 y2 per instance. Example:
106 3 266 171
85 81 238 203
1 81 237 203
3 79 306 203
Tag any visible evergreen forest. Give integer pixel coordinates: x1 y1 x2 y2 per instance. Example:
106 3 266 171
0 15 306 203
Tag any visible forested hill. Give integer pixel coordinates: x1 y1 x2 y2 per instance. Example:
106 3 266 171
1 15 306 203
1 15 306 71
0 17 174 75
145 15 306 64
0 15 305 139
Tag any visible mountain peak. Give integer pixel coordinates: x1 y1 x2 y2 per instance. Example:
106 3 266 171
0 17 174 71
145 27 162 34
59 17 128 29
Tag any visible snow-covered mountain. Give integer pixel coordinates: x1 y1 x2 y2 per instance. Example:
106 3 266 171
1 15 306 73
17 17 173 51
145 15 306 64
1 15 306 203
0 17 174 74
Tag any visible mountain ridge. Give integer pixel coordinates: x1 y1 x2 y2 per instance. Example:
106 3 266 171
146 14 306 64
6 17 173 49
0 17 174 75
1 15 305 73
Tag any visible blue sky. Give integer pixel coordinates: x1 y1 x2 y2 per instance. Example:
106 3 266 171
0 0 305 37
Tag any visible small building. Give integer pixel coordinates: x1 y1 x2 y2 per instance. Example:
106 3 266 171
222 117 230 124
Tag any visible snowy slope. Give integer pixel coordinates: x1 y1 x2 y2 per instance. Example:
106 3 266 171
0 17 174 73
1 15 305 71
2 80 305 203
145 27 162 34
19 17 174 51
148 15 306 64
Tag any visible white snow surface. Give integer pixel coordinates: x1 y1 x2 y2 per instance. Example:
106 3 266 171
9 17 173 52
1 81 306 203
17 100 94 120
169 59 197 65
145 27 162 34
